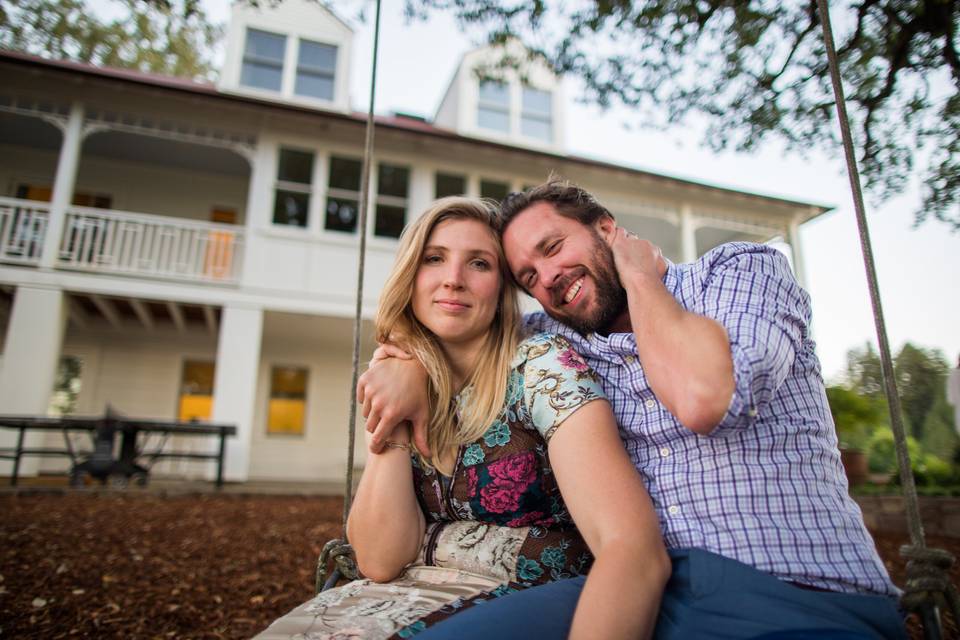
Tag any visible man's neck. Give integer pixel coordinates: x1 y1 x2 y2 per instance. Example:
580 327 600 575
599 310 633 336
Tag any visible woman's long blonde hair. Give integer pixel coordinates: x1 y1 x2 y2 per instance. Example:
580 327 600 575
376 197 521 468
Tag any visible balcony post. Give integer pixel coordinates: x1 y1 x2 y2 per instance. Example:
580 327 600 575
680 204 698 263
787 211 809 290
40 102 85 269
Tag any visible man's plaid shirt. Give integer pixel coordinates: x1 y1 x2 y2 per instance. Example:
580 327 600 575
525 242 898 597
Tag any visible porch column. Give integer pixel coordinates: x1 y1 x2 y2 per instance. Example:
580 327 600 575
680 205 698 263
0 286 68 476
40 102 85 269
787 213 808 290
211 304 263 482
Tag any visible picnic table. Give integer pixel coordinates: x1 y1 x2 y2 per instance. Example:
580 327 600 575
0 410 236 488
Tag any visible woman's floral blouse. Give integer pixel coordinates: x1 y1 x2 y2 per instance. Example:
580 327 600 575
412 332 606 587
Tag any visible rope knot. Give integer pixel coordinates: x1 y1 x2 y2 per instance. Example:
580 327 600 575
316 538 359 593
899 544 959 620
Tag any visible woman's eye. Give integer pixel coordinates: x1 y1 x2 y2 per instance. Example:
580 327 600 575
471 259 491 270
424 254 442 264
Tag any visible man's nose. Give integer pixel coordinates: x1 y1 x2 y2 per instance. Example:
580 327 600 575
539 262 562 290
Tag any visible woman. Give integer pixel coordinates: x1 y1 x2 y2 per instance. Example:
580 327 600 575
257 197 668 640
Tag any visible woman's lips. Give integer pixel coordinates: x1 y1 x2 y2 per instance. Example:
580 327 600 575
435 299 470 311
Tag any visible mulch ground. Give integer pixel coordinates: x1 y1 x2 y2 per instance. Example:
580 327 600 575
1 493 957 639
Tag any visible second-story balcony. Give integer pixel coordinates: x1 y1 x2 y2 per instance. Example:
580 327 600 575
0 197 244 284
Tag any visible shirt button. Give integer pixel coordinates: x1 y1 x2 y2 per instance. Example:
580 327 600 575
668 505 681 516
747 407 758 418
659 447 671 457
624 355 635 364
645 399 656 409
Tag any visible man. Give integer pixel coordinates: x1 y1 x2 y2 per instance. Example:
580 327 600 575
358 180 905 639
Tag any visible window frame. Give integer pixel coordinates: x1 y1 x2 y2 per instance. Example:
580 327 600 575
240 28 287 93
272 147 315 228
477 79 511 134
294 38 338 101
520 85 553 141
266 364 310 437
374 162 410 239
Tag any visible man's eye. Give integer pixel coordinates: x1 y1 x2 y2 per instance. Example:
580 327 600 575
547 241 561 256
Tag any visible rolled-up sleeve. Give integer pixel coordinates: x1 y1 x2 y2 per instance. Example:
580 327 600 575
701 245 811 435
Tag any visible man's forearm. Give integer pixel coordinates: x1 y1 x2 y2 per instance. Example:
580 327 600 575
624 272 734 434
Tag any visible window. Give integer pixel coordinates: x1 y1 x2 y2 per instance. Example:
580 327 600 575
268 366 308 435
477 80 510 133
49 356 83 417
521 87 553 141
295 39 337 100
325 156 362 233
375 163 410 238
241 29 286 92
273 148 314 227
435 173 466 198
178 361 215 421
480 179 510 204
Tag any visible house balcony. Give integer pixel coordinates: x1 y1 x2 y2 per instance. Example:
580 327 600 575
0 197 244 285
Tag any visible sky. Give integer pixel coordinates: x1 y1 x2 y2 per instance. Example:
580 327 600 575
102 0 960 382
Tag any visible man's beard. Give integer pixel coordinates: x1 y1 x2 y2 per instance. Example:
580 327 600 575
548 230 627 335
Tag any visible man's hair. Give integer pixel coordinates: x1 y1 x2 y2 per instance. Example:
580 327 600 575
498 176 613 230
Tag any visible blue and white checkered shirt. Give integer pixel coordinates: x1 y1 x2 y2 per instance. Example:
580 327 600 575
525 242 898 597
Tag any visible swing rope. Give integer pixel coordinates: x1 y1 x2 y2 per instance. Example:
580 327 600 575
315 0 383 593
815 0 958 636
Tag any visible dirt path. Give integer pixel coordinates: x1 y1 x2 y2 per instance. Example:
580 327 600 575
1 494 955 639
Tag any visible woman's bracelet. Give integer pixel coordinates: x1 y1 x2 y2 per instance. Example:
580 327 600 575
384 440 412 451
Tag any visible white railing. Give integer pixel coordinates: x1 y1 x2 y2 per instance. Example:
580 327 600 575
0 197 49 265
59 206 244 284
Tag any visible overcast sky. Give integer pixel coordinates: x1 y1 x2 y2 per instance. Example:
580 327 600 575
103 0 960 381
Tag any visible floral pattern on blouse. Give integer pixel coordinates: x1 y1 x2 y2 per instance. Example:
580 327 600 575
412 332 605 587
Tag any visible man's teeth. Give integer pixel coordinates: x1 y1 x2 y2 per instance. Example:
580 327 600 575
563 278 583 304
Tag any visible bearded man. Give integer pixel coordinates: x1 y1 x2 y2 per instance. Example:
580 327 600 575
359 179 905 639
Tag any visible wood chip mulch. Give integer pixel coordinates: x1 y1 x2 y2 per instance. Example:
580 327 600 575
1 493 956 639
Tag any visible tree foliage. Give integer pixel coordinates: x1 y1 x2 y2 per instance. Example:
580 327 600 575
0 0 222 80
400 0 960 230
845 341 955 446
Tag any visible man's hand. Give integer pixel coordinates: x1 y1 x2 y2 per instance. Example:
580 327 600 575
608 227 667 285
357 347 431 455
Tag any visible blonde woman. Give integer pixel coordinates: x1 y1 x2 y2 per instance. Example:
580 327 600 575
257 197 668 640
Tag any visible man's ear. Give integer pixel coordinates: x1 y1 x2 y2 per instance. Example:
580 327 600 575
593 214 617 243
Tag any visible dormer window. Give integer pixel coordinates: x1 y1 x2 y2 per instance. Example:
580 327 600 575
521 87 552 141
477 80 510 133
241 28 286 91
296 39 338 100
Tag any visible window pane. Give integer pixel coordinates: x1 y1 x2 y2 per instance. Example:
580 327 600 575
178 361 215 422
478 107 510 133
480 180 510 202
479 80 509 106
522 87 552 116
328 157 362 191
375 204 405 238
240 62 282 91
268 366 307 435
245 29 286 61
277 148 314 184
435 173 466 198
521 116 552 141
273 190 309 227
295 73 334 100
298 40 337 72
377 164 409 198
325 196 358 232
49 356 83 416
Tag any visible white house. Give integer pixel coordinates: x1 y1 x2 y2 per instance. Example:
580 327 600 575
0 0 829 485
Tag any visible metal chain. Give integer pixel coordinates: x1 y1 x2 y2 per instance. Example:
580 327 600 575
814 0 956 636
343 0 384 531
